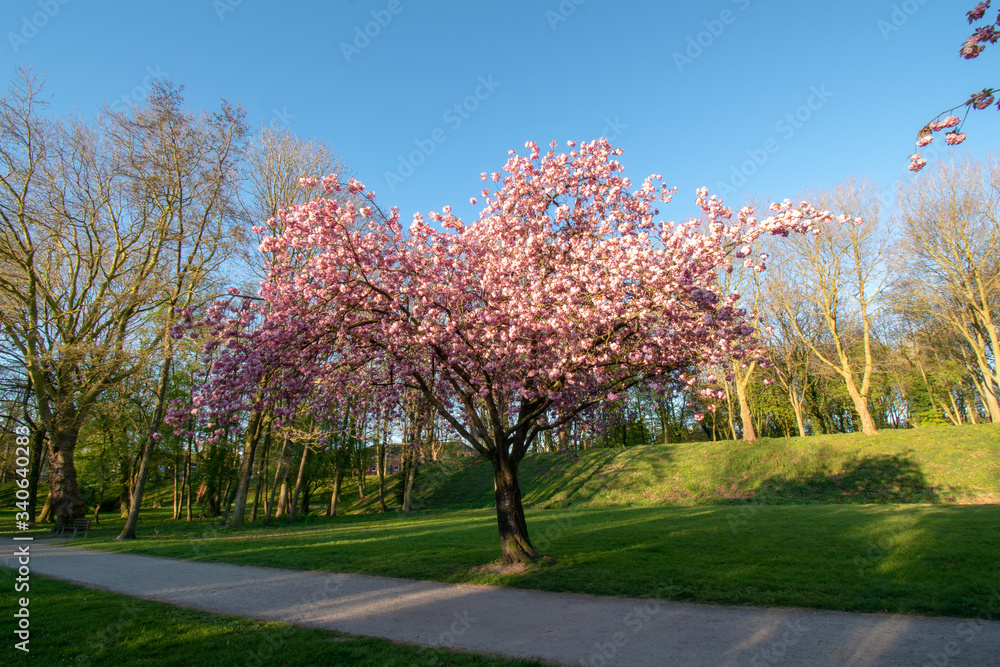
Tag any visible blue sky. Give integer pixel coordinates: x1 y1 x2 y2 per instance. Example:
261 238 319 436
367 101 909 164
3 0 997 224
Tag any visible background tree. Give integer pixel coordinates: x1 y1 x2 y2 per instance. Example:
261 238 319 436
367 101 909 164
896 155 1000 422
769 177 890 435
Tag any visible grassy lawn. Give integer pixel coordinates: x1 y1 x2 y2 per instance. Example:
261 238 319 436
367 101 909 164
0 570 551 666
27 502 1000 620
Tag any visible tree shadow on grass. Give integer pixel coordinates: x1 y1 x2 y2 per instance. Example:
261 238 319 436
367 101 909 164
750 454 940 504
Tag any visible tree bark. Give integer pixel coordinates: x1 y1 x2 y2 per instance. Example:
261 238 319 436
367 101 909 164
264 434 290 525
328 464 343 516
116 355 172 540
46 424 85 531
492 454 540 564
377 416 388 512
229 410 264 529
735 378 758 443
289 444 309 523
27 426 46 524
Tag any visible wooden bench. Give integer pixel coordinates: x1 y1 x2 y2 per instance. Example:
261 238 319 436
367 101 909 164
59 517 92 539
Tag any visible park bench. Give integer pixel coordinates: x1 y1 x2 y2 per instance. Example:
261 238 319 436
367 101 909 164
59 517 92 539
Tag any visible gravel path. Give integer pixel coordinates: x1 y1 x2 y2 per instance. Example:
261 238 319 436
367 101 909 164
3 536 999 666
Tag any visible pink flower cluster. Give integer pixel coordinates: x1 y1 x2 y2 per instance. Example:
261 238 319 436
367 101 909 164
185 139 854 454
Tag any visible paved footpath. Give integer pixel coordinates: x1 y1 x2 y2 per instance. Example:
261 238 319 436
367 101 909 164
2 537 999 666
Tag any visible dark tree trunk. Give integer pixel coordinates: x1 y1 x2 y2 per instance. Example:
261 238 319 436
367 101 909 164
289 444 309 523
230 410 264 529
46 425 85 531
264 434 290 525
377 423 388 512
116 355 172 541
328 464 343 516
251 422 272 523
492 453 540 565
27 426 46 524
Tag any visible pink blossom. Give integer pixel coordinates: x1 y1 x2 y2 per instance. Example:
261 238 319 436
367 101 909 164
916 135 933 147
946 132 968 145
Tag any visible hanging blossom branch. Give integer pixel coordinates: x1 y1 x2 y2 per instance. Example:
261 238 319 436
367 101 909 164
910 1 999 172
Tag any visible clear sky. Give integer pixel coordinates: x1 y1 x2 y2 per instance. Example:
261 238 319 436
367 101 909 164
3 0 997 225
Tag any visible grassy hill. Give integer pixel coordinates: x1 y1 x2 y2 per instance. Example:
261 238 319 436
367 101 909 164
343 424 1000 513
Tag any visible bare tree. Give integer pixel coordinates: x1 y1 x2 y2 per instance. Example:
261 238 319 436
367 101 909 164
897 156 1000 422
769 177 893 435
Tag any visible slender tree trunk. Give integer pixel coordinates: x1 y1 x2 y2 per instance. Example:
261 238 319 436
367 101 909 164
251 423 271 523
401 445 418 513
289 445 309 523
328 464 343 516
735 379 758 443
27 426 45 524
492 452 540 564
184 439 193 521
37 490 52 523
274 446 293 520
116 355 172 540
230 410 264 529
172 453 180 519
377 416 388 512
264 434 290 525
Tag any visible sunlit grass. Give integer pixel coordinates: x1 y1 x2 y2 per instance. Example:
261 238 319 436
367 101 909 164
56 502 1000 619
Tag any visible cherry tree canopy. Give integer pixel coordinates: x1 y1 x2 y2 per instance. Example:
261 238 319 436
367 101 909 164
189 139 853 562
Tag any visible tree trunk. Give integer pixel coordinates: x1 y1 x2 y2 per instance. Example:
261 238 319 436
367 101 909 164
229 410 264 529
184 440 193 521
116 355 172 540
46 424 85 531
37 490 52 523
401 446 418 513
275 450 293 520
328 464 343 516
377 423 388 512
251 422 272 523
264 434 290 525
27 426 46 524
492 454 540 564
289 445 309 523
843 377 878 436
735 379 758 443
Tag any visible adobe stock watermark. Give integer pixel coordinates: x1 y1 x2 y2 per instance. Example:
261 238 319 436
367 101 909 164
673 0 751 73
109 66 169 111
8 0 72 54
214 0 243 21
272 105 295 126
340 0 410 63
437 610 477 646
921 589 1000 667
749 619 809 666
245 574 344 666
384 74 501 191
579 582 684 666
714 84 833 197
877 0 930 40
545 0 586 31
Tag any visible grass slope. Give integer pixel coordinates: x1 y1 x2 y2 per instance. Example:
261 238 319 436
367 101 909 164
341 424 1000 513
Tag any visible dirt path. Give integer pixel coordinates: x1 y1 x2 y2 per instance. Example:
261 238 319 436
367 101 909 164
3 536 998 666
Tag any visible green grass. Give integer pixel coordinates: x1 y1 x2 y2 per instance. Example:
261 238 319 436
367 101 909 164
341 424 1000 513
0 570 551 666
37 502 1000 619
